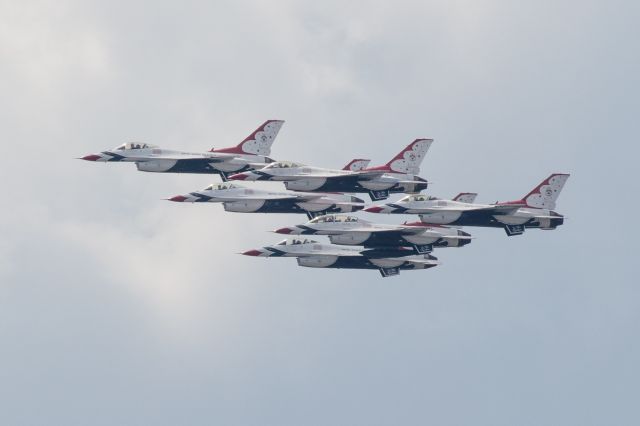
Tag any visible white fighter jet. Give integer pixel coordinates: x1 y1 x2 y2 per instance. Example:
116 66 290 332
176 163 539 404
365 174 570 236
167 182 365 219
273 213 472 254
79 120 284 180
241 238 440 277
228 138 433 200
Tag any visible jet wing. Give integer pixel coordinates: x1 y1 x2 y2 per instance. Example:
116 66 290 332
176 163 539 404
274 169 387 182
216 192 312 201
287 170 387 181
131 153 232 163
346 170 388 180
291 193 364 205
296 251 361 258
417 204 525 214
218 192 355 203
341 226 424 235
272 171 357 180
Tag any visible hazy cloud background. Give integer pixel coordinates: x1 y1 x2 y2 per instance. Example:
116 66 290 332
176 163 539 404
1 0 638 424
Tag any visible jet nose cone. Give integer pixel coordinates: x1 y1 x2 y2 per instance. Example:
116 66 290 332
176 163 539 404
364 206 384 213
168 195 187 202
80 154 101 161
242 249 263 256
228 172 249 181
458 230 472 237
275 227 293 234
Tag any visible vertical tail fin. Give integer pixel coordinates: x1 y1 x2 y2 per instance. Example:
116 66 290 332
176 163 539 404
342 159 371 171
381 138 433 174
211 120 285 156
518 173 570 209
452 193 478 203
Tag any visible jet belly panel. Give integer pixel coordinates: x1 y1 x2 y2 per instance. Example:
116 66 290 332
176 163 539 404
329 232 372 245
136 159 178 172
296 201 336 212
297 256 339 268
214 161 250 173
284 178 327 191
287 177 387 194
403 234 441 245
418 211 462 224
358 179 396 191
223 200 266 212
369 258 408 268
492 214 531 226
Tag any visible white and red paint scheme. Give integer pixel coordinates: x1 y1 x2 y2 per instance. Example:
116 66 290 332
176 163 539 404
79 120 285 179
241 238 440 277
365 174 569 236
274 214 472 254
167 182 365 219
228 139 433 201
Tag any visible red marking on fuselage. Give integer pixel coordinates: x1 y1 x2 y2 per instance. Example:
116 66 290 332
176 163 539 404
364 206 384 213
403 221 447 228
81 154 101 161
228 173 248 180
168 195 187 202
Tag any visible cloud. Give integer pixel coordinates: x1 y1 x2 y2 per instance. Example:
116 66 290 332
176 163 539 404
0 0 638 425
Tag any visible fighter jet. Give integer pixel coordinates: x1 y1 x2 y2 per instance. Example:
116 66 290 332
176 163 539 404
365 173 570 236
228 138 433 201
273 214 472 254
241 238 440 277
167 182 365 219
79 120 285 180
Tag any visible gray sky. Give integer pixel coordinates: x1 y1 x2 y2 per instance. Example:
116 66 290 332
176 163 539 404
1 0 638 425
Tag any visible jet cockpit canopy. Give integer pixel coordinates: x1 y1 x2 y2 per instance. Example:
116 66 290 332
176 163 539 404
309 215 360 224
114 142 158 151
400 194 438 202
276 238 318 245
204 182 239 191
264 161 304 169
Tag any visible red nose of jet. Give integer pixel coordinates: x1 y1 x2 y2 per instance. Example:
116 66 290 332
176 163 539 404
168 195 187 202
228 172 248 181
242 249 263 256
275 227 293 234
81 154 101 161
364 206 384 213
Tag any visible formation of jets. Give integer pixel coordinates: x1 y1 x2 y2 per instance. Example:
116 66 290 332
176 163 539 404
80 120 570 277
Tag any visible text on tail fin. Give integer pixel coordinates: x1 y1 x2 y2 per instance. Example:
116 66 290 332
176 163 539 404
453 193 478 203
386 138 433 174
522 173 570 209
212 119 285 155
343 159 371 171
